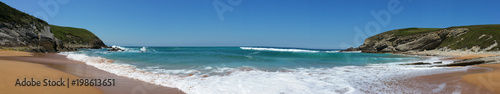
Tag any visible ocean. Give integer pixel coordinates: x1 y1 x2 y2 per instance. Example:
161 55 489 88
60 46 468 94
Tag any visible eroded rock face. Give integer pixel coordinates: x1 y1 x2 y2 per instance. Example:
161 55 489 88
0 22 107 52
0 22 57 52
358 28 469 53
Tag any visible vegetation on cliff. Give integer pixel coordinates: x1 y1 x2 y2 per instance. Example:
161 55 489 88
0 2 47 30
357 24 500 53
388 28 441 36
0 1 106 52
51 25 106 49
439 25 500 51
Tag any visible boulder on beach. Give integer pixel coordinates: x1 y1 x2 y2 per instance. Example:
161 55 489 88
399 62 431 65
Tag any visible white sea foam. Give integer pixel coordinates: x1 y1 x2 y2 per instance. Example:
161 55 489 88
140 47 148 52
108 46 156 53
111 45 128 50
325 50 340 53
339 51 362 53
60 52 469 94
240 47 324 53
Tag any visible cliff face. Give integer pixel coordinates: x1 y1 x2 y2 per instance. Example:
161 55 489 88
0 22 57 52
356 25 500 53
0 2 106 52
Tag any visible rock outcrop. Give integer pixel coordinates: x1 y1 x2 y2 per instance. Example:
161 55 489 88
108 46 125 51
357 28 469 53
399 62 432 65
434 56 500 67
352 25 500 53
0 22 57 52
0 2 106 52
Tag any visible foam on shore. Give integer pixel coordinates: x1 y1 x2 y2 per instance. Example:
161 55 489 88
59 52 470 94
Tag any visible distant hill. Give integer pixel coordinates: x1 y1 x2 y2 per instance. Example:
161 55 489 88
355 25 500 53
0 1 106 52
51 25 106 50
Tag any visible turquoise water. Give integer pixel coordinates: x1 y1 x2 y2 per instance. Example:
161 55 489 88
61 46 464 94
72 47 421 74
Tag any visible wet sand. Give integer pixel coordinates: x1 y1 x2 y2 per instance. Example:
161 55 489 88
3 49 499 93
0 50 184 94
404 54 500 94
463 63 500 94
440 54 500 94
401 66 494 94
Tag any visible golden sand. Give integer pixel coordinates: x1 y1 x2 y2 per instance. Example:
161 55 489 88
0 49 33 56
462 63 500 94
0 50 101 94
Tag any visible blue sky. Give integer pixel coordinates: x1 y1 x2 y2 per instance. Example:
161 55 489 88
2 0 499 49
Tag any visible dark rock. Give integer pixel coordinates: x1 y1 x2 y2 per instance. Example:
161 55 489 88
435 59 492 67
433 56 500 67
108 47 124 51
399 62 431 65
0 2 106 52
433 61 442 64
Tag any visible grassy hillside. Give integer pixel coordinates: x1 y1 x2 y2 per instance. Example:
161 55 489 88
391 28 442 36
50 25 101 44
0 2 47 28
381 27 442 36
1 1 106 51
367 25 500 51
438 25 500 51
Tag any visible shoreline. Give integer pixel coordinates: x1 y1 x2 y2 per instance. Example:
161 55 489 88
0 50 185 94
2 49 499 93
408 51 500 93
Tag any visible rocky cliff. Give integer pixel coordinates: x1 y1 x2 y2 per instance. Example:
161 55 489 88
0 2 106 52
355 25 500 53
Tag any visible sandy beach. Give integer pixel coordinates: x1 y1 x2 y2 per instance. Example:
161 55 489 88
0 50 101 94
463 63 500 94
0 50 185 94
408 52 500 94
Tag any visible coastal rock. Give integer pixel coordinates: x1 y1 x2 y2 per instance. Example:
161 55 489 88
433 61 442 64
435 60 487 67
0 21 57 52
399 62 431 65
0 2 107 52
434 56 500 67
108 47 124 51
357 28 469 53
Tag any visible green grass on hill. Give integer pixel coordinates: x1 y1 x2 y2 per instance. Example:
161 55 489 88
0 2 47 28
392 28 442 36
438 25 500 51
50 25 98 44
